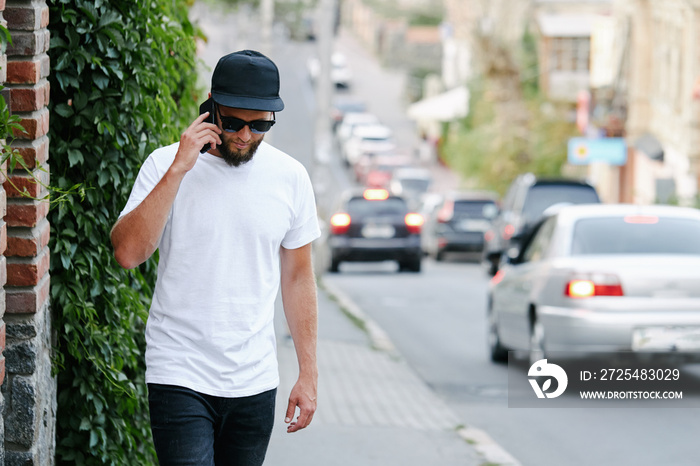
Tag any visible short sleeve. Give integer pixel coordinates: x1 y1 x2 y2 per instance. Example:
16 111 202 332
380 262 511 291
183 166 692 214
281 168 321 249
118 154 165 219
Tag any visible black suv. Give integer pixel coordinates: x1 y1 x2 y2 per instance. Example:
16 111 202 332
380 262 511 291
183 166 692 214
482 173 600 275
327 188 423 273
422 191 499 261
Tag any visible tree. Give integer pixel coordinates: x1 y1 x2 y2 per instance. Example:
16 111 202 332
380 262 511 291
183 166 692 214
48 1 201 463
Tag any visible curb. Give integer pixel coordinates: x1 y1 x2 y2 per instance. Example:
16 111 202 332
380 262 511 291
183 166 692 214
319 277 522 466
320 278 398 356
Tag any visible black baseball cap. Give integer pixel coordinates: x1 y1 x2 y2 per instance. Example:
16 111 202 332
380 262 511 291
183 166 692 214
209 50 284 112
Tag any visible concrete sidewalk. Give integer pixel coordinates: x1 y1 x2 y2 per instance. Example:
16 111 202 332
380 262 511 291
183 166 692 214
266 279 516 466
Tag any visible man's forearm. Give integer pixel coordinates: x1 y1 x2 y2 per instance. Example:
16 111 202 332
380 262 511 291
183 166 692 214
111 166 186 269
283 272 318 378
280 244 319 379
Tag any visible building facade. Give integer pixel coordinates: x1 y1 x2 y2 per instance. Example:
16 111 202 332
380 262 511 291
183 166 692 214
614 0 700 204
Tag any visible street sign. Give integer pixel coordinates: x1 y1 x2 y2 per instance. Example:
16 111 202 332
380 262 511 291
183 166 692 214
567 137 627 166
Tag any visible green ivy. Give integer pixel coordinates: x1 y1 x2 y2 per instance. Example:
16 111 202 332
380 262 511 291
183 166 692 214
48 0 201 463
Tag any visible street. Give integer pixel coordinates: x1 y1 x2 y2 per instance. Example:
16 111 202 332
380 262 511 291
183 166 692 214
191 2 700 465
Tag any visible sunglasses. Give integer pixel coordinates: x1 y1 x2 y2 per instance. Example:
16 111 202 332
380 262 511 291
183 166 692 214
216 104 276 134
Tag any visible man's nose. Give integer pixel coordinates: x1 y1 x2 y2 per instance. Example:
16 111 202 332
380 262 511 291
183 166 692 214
236 124 252 141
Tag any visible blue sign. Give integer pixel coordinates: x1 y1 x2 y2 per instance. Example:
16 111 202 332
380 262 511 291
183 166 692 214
567 138 627 166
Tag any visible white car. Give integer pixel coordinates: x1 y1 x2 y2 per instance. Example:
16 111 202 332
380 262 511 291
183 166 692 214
390 167 432 199
307 52 352 88
342 124 395 166
335 112 380 149
488 204 700 364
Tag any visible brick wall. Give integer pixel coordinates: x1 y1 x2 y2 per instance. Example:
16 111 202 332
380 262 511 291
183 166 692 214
0 0 6 462
1 0 55 464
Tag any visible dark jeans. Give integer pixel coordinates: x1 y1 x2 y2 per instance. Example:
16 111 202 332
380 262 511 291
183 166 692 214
148 384 276 466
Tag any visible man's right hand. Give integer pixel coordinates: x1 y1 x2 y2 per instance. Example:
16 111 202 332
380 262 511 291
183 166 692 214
172 112 222 174
111 113 221 269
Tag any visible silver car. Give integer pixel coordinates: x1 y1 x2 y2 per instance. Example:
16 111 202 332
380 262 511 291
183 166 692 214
487 204 700 363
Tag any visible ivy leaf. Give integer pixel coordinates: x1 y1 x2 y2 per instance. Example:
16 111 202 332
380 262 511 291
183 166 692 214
67 149 83 167
54 103 73 118
79 417 91 431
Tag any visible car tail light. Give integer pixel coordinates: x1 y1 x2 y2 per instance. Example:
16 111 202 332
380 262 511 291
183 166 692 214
491 269 505 285
565 274 624 298
502 224 515 240
484 230 495 242
364 188 389 200
405 213 424 234
330 213 351 234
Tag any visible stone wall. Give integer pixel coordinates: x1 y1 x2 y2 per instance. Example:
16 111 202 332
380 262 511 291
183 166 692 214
1 0 55 464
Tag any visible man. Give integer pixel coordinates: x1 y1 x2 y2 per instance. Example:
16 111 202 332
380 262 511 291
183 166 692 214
111 50 321 465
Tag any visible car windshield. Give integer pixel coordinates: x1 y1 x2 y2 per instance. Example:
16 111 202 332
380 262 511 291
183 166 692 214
347 198 407 218
521 184 599 224
453 200 496 218
399 179 430 193
571 217 700 255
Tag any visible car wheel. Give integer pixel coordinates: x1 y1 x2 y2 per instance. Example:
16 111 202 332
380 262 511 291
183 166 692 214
487 306 508 363
328 258 340 273
399 259 421 273
435 249 445 262
529 319 546 366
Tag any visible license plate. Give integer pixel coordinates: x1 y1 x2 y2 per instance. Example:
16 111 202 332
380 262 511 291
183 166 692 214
457 219 490 232
632 326 700 352
362 224 395 238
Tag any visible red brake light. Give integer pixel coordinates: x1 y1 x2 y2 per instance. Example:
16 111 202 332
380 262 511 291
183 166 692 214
363 189 389 200
565 274 623 298
405 213 424 234
484 230 495 242
330 213 351 234
503 224 515 240
491 269 505 285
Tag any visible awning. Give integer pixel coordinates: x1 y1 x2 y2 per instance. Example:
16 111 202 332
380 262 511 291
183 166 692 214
537 14 595 37
634 133 664 162
407 86 469 122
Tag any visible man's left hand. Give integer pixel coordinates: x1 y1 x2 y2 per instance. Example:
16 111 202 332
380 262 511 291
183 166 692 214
284 377 317 433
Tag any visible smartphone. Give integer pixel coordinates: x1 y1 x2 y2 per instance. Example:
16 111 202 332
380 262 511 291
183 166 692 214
199 99 215 153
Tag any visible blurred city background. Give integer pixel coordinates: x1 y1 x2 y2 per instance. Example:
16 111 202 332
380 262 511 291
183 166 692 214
2 0 700 464
188 0 700 465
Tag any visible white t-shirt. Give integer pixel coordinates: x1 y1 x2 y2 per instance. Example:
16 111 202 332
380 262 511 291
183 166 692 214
119 141 321 397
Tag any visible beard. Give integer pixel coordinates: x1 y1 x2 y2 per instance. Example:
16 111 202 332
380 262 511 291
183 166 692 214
218 136 264 167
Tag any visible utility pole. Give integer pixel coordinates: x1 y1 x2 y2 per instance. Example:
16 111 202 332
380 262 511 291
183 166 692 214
312 0 336 209
315 0 335 162
260 0 274 55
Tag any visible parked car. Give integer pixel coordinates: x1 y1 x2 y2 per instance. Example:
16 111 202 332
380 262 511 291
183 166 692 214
389 167 432 210
331 97 367 131
422 191 499 261
487 204 700 364
342 124 395 166
326 188 424 273
335 112 380 152
355 153 414 187
482 173 600 275
307 52 352 88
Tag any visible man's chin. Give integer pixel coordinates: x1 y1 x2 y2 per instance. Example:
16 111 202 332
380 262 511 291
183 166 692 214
220 139 262 167
221 151 254 167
